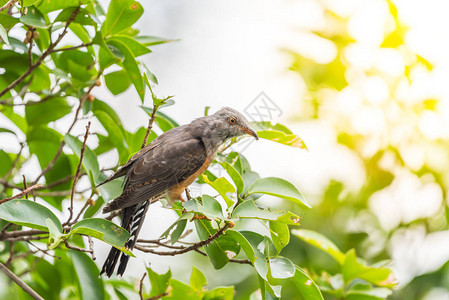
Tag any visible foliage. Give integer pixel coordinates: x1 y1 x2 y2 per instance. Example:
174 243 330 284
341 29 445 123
0 0 396 299
285 0 449 299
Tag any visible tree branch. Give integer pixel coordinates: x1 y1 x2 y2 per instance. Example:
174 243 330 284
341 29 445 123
141 104 158 149
0 262 44 300
0 0 19 13
139 272 147 300
0 6 80 98
51 42 93 53
65 121 91 225
135 223 230 256
0 184 44 205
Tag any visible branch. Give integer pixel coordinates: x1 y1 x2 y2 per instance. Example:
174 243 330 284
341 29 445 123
31 70 102 185
0 262 44 300
0 6 80 98
65 121 91 225
0 0 19 13
51 42 93 53
147 292 168 300
141 105 158 149
139 272 147 300
0 184 44 204
135 224 230 256
0 229 47 241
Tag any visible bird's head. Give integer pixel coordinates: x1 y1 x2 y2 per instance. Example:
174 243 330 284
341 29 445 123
210 107 259 141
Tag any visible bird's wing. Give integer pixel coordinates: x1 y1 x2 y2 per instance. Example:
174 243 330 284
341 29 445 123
97 142 161 187
103 137 207 212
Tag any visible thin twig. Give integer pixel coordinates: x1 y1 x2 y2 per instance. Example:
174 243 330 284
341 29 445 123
0 0 19 13
139 272 147 300
0 6 80 98
3 144 24 180
65 121 91 225
135 224 230 256
141 105 158 149
22 175 28 199
0 184 44 204
147 292 169 300
0 229 47 241
31 70 102 186
27 29 34 67
87 236 95 260
0 262 44 300
51 42 93 53
193 248 251 265
63 240 94 256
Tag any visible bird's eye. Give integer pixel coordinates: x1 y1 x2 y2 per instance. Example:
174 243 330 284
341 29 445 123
228 117 237 125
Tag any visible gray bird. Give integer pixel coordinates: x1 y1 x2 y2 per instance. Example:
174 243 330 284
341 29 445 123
100 107 258 277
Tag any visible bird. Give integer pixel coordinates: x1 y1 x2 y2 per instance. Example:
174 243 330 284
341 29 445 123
99 107 258 277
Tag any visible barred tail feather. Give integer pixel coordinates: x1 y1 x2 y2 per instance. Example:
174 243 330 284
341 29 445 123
100 200 150 277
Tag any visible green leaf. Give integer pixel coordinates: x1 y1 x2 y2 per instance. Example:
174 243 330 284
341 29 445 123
291 267 324 300
108 35 151 57
46 218 64 249
232 200 302 226
269 221 289 253
0 14 19 29
94 110 128 164
203 287 234 300
136 35 175 46
194 220 229 269
342 249 397 288
102 0 144 36
25 97 72 126
64 133 100 184
269 257 295 279
219 161 244 195
104 70 131 95
190 266 207 292
0 24 9 46
69 218 133 256
170 219 187 244
257 130 308 149
147 268 171 297
19 6 49 28
165 279 201 300
202 175 236 208
291 229 345 265
107 39 145 102
245 177 310 208
0 150 13 177
183 195 224 219
22 0 40 6
37 0 80 13
71 251 105 300
226 230 255 262
345 283 392 300
55 7 96 26
0 199 62 232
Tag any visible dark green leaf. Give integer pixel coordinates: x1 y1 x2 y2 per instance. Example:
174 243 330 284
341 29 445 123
269 221 289 253
64 133 100 183
25 97 72 126
0 14 19 29
20 6 49 28
71 251 105 300
226 230 256 262
107 39 145 102
69 218 133 256
0 199 62 232
194 219 229 269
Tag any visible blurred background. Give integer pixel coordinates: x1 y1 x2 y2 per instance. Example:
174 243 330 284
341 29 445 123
3 0 449 298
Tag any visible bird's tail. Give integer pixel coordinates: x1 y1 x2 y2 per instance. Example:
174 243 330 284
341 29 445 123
100 200 150 277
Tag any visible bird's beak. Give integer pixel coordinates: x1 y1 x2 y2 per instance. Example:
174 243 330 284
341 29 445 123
240 126 259 140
